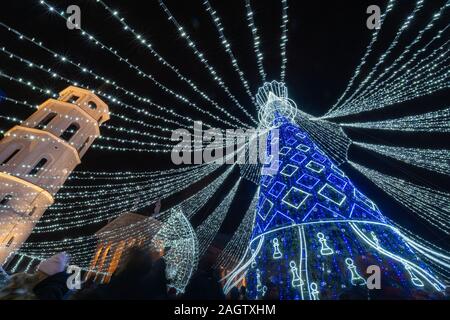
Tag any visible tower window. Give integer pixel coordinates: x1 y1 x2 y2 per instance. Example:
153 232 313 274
1 148 20 166
88 101 97 110
67 95 80 104
78 137 90 153
6 237 14 248
29 158 47 176
60 123 80 142
29 206 37 217
35 112 57 130
0 194 12 206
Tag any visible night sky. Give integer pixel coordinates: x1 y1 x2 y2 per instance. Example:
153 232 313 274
0 1 449 251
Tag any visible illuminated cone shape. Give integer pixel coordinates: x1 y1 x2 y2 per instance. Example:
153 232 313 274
243 82 444 300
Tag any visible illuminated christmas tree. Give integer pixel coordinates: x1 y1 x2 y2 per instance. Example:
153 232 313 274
243 82 445 300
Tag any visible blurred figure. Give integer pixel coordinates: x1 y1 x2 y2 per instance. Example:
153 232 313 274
183 258 225 300
73 246 167 300
239 286 247 300
0 252 70 300
228 286 240 300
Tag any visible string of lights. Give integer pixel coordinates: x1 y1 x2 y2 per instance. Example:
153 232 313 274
342 5 450 114
340 106 450 132
245 0 266 83
158 0 258 126
332 0 427 114
0 22 220 129
279 0 289 82
92 0 252 130
349 160 450 234
37 0 250 129
326 0 396 115
353 141 450 176
196 178 241 256
202 0 256 105
214 187 258 271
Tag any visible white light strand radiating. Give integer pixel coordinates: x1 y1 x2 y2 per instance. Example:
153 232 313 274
0 45 199 131
326 0 396 115
279 0 289 82
36 1 249 129
202 0 255 105
158 0 258 126
0 22 203 129
31 165 220 232
349 160 450 234
333 0 426 113
340 2 449 115
196 178 241 257
296 111 352 165
341 107 450 132
93 0 253 129
324 1 449 119
354 141 450 176
245 0 266 83
181 165 235 219
214 187 258 271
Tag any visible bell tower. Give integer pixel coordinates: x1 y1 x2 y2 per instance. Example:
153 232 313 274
0 86 109 265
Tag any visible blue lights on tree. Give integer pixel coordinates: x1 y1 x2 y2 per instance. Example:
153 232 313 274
244 82 445 300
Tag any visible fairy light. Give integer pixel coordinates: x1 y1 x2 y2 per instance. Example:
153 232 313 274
350 161 450 234
324 0 450 119
341 107 450 132
336 0 426 111
326 0 396 115
341 3 450 114
35 0 249 129
202 0 256 106
214 187 258 271
0 46 200 131
92 1 254 129
279 0 289 82
196 178 241 256
158 0 258 126
344 42 449 115
245 0 266 83
353 141 450 176
181 165 236 218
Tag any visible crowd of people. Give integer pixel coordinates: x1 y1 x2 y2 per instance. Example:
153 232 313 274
0 247 447 300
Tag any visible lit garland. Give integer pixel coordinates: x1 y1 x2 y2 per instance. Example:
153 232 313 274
0 24 212 129
279 0 289 82
90 1 252 129
354 141 450 176
324 0 449 119
349 161 450 234
181 165 236 219
332 0 426 114
327 0 396 114
214 187 258 271
341 107 450 132
196 178 241 256
202 0 256 105
245 0 266 83
36 0 250 129
158 0 258 126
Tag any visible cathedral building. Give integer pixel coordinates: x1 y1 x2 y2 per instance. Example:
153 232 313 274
0 86 109 265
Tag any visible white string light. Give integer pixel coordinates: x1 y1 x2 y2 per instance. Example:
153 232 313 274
245 0 266 83
353 141 450 176
158 0 258 126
